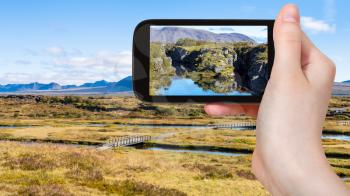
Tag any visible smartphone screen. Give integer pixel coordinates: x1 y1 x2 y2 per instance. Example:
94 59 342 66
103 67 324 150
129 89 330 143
149 25 268 97
133 20 274 103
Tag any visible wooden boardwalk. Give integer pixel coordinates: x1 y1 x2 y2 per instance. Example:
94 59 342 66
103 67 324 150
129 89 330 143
211 122 256 129
97 122 256 150
98 135 152 150
337 121 350 126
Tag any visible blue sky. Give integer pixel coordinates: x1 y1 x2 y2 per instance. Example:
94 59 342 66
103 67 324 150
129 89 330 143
0 0 348 84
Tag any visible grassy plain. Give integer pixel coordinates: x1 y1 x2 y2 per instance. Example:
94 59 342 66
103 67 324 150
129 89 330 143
0 95 348 195
0 142 270 195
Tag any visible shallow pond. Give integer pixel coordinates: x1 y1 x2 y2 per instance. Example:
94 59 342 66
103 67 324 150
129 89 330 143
156 78 251 96
322 134 350 141
142 146 245 157
115 124 350 140
82 123 108 127
116 123 255 130
0 125 32 129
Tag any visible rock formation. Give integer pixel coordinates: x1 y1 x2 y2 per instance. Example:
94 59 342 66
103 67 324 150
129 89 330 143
164 44 269 96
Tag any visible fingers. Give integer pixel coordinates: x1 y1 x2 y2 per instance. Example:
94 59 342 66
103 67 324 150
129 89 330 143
272 4 303 78
205 104 245 116
204 103 259 117
300 31 317 66
300 32 336 88
244 105 260 117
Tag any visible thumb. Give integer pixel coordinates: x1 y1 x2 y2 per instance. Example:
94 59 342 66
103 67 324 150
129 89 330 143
272 4 303 78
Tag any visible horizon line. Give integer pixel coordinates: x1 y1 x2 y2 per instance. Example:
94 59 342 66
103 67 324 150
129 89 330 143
0 75 132 86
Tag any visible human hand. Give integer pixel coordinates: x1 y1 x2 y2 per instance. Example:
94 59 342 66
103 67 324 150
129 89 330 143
205 4 349 195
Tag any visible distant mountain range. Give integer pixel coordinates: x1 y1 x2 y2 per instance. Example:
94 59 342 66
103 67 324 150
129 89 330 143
333 81 350 96
150 27 256 43
0 76 133 95
0 76 349 96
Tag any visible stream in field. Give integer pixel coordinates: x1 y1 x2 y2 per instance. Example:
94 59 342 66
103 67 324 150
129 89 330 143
322 134 350 141
114 124 350 141
116 123 255 130
0 124 349 157
141 146 245 157
0 125 32 129
1 124 349 142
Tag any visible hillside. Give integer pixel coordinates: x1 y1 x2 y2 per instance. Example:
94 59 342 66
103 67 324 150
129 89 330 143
0 76 133 95
333 82 350 96
150 27 256 43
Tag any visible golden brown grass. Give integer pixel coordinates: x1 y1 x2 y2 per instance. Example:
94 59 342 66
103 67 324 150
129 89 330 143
0 95 254 124
0 141 268 196
0 124 201 145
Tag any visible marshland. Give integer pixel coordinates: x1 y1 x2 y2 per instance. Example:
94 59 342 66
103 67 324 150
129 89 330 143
0 95 348 195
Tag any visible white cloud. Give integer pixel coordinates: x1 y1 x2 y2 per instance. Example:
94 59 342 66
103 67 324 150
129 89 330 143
1 73 33 84
0 48 132 85
0 72 81 85
52 50 131 68
48 50 132 84
45 46 66 56
301 16 336 34
96 50 131 66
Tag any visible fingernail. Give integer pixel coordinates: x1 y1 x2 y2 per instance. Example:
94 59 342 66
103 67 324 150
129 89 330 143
283 5 299 22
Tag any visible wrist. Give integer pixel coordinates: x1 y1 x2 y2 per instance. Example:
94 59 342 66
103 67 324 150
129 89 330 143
255 140 349 195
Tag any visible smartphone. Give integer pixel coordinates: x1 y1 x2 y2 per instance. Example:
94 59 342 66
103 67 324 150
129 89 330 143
133 19 274 103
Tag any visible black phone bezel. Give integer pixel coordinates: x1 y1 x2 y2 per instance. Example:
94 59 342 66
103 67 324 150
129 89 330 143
133 19 274 103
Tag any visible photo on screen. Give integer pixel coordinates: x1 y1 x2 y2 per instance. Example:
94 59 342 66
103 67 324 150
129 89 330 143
149 25 269 96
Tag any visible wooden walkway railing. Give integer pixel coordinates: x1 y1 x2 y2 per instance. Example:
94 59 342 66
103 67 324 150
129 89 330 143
98 135 152 150
210 122 256 128
337 121 350 126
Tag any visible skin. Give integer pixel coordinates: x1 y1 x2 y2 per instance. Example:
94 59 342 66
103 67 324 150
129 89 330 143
205 4 350 196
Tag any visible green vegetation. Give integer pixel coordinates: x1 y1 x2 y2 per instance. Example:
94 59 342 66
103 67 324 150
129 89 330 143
150 39 268 95
329 97 350 108
150 43 176 95
175 38 207 46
